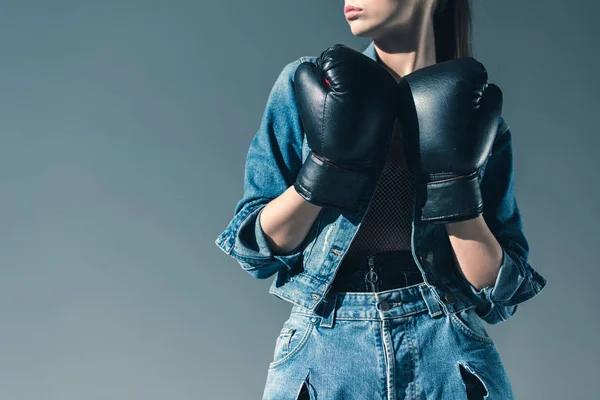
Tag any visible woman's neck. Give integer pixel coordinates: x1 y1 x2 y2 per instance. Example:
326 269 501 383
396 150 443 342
371 5 438 83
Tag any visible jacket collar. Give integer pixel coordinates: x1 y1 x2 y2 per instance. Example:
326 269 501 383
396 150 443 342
362 40 378 62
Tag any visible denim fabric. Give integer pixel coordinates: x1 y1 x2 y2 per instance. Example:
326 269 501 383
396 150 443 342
214 40 547 325
262 283 514 399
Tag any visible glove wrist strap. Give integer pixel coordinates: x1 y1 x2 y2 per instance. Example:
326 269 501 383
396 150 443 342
294 151 370 211
419 170 483 223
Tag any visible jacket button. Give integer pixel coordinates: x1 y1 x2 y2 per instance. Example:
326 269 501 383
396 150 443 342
311 293 320 301
444 293 455 304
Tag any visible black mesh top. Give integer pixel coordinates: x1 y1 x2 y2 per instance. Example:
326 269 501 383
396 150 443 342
345 120 415 256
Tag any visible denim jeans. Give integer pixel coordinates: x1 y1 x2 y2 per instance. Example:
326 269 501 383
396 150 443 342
262 282 513 399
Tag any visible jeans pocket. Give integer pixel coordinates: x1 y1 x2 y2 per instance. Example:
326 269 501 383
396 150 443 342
449 305 495 345
269 313 316 370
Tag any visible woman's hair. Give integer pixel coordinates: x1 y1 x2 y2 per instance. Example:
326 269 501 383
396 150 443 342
433 0 472 62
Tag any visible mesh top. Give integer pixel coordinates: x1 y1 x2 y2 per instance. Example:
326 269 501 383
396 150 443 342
345 121 415 256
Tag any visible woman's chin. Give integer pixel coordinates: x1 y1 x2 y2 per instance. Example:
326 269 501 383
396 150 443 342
348 22 377 38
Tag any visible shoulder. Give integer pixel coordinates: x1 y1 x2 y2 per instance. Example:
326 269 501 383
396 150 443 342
267 56 317 101
492 116 512 150
276 55 318 82
498 116 510 136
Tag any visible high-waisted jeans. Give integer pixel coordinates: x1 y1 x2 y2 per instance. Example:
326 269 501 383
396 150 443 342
261 282 514 399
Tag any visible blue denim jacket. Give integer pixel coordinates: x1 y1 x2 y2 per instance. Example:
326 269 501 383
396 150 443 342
215 41 547 325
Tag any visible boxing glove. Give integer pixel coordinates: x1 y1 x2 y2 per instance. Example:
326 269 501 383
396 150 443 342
396 57 503 223
293 44 398 212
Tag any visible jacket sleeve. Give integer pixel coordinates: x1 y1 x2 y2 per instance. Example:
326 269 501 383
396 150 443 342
214 59 306 279
469 117 548 324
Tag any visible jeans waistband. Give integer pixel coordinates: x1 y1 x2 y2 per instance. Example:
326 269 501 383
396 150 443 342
291 282 448 329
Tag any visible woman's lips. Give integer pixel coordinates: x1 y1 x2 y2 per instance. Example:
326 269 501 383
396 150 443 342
344 5 363 19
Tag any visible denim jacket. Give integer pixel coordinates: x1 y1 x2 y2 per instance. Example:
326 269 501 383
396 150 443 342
215 41 547 325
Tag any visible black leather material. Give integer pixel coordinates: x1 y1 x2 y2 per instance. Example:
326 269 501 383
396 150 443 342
293 44 397 212
396 57 503 223
421 169 482 223
294 151 369 211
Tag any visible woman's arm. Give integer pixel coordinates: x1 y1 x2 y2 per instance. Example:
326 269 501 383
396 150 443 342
445 215 504 290
259 185 322 256
445 118 548 323
215 59 312 279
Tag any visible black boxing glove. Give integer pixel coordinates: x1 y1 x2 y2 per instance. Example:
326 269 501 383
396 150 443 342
293 44 398 211
396 57 503 223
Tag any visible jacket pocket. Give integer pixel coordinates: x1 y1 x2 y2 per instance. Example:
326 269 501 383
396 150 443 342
268 313 316 370
449 305 495 345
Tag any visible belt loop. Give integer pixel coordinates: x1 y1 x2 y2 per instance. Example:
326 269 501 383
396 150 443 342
419 284 446 318
318 293 337 329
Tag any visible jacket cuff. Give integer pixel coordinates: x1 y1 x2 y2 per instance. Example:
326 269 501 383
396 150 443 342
246 206 304 271
468 246 548 323
215 204 304 279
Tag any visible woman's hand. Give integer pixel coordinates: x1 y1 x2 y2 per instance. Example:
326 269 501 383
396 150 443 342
293 44 398 212
396 57 503 223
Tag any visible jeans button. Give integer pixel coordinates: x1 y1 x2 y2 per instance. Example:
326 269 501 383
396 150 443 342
377 300 390 311
444 293 455 304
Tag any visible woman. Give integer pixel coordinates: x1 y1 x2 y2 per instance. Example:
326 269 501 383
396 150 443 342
215 1 547 399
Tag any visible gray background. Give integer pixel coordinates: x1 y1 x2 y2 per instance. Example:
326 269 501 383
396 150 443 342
0 0 597 399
